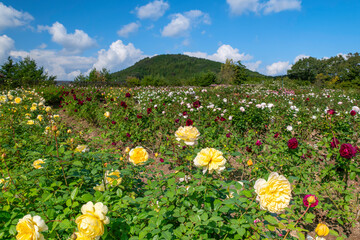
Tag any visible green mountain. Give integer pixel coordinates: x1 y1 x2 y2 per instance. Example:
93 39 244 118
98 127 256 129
111 54 266 83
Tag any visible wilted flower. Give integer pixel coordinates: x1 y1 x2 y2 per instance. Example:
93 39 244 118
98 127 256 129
75 202 110 239
193 148 226 174
129 146 149 165
254 172 291 213
75 145 89 153
71 232 93 240
303 194 319 208
330 137 339 148
33 159 45 169
175 126 200 146
93 183 105 192
339 143 357 159
315 223 329 237
16 214 48 240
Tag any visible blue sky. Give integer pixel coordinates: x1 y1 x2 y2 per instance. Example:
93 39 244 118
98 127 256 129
0 0 359 79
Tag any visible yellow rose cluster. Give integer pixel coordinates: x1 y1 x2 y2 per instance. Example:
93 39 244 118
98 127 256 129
254 172 291 213
74 201 110 239
175 126 200 146
33 159 45 169
16 214 48 240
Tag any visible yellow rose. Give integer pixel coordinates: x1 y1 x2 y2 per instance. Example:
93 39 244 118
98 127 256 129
254 172 291 213
315 223 329 237
45 106 51 112
67 129 72 134
247 159 253 166
37 115 43 122
72 232 93 240
105 170 122 186
104 112 110 118
125 147 130 153
193 148 226 174
33 159 45 169
30 106 37 111
8 94 14 100
16 214 48 240
53 114 60 119
75 202 110 239
0 95 7 103
14 97 22 104
27 120 35 125
129 146 149 165
175 126 200 145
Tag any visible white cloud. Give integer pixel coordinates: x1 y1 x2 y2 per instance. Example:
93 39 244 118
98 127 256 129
117 22 140 37
184 44 253 63
226 0 259 15
38 22 96 54
226 0 301 15
245 60 262 71
10 49 96 80
263 0 301 14
135 0 169 20
162 10 211 37
0 2 33 31
294 54 309 63
0 35 15 63
266 61 291 75
92 40 146 73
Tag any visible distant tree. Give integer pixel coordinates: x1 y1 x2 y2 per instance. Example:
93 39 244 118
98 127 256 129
287 57 324 83
219 59 236 84
126 76 140 87
74 68 112 84
233 61 248 85
0 56 55 88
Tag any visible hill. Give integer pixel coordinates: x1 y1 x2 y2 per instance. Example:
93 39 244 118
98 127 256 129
111 54 266 83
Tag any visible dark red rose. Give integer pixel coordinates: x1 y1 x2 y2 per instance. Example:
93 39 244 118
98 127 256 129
339 143 357 159
111 121 116 125
59 105 63 108
137 114 142 119
150 99 153 102
111 98 114 102
288 138 298 149
186 119 193 126
193 100 201 108
306 97 310 101
220 117 226 122
125 93 131 98
120 101 127 109
124 117 128 120
274 132 279 138
246 146 252 153
226 133 232 138
256 140 262 146
126 133 131 138
175 119 179 123
86 97 92 101
160 158 164 163
350 110 356 116
147 108 152 114
330 137 339 148
112 142 116 146
183 111 187 116
74 109 78 112
327 109 336 115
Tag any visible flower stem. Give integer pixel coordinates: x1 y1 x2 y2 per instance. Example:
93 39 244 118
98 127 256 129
282 205 311 240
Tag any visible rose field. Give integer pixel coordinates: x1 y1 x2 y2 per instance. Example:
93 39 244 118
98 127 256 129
0 85 359 240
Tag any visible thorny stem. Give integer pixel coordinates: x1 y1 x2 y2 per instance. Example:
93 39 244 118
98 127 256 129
282 205 311 240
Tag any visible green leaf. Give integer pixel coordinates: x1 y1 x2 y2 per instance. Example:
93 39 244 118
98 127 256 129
349 172 356 180
9 225 16 235
71 187 78 200
298 232 305 240
81 193 93 202
264 215 278 225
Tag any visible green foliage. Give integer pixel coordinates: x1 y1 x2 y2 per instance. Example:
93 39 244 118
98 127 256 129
74 68 112 85
0 56 56 88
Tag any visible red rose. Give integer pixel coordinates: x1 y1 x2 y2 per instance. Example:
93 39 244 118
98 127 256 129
126 133 131 138
246 146 252 153
220 117 226 121
147 108 152 114
327 109 336 115
186 119 193 126
350 110 356 116
125 93 131 98
288 138 298 149
339 143 357 159
137 114 142 119
111 121 116 125
274 132 279 138
193 100 201 108
175 119 179 123
255 140 262 146
226 133 232 138
183 111 187 116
